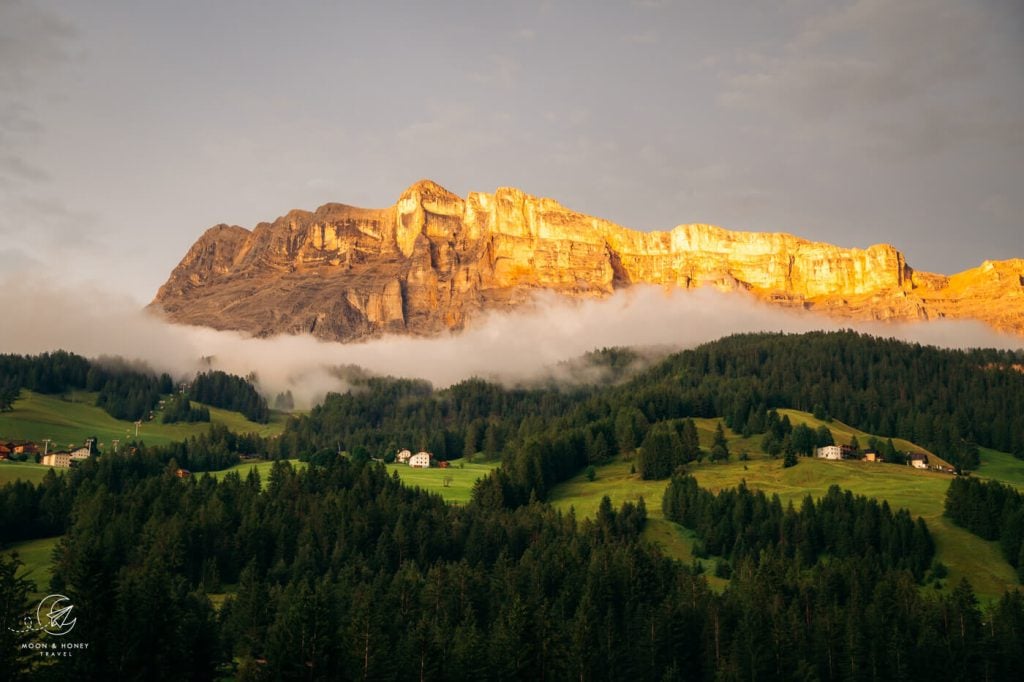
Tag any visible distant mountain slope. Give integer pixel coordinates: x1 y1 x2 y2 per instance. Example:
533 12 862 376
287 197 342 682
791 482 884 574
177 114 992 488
150 180 1024 340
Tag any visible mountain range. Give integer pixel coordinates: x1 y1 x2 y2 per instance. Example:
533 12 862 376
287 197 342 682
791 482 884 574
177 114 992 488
150 180 1024 341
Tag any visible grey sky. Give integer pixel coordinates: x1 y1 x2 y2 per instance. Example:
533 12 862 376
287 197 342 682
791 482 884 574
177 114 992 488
2 0 1021 304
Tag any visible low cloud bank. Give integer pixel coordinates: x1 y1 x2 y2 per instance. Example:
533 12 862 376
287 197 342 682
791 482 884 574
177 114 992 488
1 279 1021 407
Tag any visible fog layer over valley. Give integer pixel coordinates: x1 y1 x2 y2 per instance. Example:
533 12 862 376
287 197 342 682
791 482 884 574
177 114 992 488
2 279 1021 408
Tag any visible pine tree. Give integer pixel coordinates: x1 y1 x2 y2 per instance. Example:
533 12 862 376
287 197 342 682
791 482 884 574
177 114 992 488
484 423 500 458
711 423 730 462
680 419 701 462
0 554 34 679
614 409 637 454
791 424 816 456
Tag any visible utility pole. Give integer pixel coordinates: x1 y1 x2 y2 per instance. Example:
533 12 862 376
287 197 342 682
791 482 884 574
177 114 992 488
42 438 51 456
134 420 142 437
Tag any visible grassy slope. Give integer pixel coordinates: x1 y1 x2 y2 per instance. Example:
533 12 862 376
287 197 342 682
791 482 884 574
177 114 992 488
206 457 498 500
549 413 1020 602
774 409 954 469
386 459 501 504
206 459 308 489
6 401 1020 603
976 447 1024 489
0 461 55 485
3 536 61 599
0 390 286 448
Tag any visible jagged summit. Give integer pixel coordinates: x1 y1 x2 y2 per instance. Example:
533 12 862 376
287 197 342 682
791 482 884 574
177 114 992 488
400 178 459 197
150 182 1024 341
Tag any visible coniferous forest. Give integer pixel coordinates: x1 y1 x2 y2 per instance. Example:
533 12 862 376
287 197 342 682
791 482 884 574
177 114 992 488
277 330 1024 500
1 331 1024 679
3 454 1024 680
945 476 1024 581
189 371 270 424
0 352 266 424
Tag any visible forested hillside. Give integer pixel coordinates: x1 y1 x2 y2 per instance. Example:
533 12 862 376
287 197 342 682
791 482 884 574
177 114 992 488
0 351 171 420
663 475 935 579
3 453 1023 679
278 331 1024 505
0 351 266 424
946 476 1024 581
3 332 1024 679
628 332 1024 466
189 371 269 423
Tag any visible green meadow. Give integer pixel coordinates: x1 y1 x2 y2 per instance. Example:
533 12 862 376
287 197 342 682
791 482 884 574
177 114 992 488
4 400 1022 604
0 461 56 485
774 408 953 468
4 535 61 599
0 389 286 449
205 459 308 489
976 446 1024 489
202 456 497 501
549 414 1023 602
386 458 500 504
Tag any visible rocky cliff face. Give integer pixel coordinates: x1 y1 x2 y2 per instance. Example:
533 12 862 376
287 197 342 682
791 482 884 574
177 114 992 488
150 180 1024 340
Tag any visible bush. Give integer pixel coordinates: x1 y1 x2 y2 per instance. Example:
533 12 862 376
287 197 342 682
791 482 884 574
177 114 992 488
585 465 597 482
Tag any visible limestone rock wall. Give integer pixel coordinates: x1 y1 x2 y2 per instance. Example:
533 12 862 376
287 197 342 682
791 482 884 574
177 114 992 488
150 180 1024 340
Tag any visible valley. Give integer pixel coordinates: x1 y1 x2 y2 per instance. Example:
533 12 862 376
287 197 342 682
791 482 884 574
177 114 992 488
3 331 1023 679
8 2 1023 677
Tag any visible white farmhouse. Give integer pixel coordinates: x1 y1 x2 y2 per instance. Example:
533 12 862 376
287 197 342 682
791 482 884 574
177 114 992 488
409 451 431 468
816 445 844 460
396 449 412 464
41 452 71 468
43 446 91 468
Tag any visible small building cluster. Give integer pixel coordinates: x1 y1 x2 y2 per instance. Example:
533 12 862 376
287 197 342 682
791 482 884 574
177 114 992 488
0 440 94 468
0 441 38 460
813 444 954 474
41 447 91 468
395 449 434 468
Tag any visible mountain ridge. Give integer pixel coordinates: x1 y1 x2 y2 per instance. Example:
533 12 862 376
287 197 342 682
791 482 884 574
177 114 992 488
150 179 1024 340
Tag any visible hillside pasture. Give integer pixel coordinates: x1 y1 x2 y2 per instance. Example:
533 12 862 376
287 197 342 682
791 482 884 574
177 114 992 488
549 414 1019 602
0 390 285 450
205 459 307 489
0 461 55 485
976 447 1024 489
386 459 500 504
3 535 61 599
